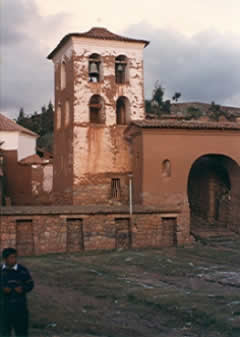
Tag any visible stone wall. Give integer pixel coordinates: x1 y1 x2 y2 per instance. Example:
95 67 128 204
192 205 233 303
0 206 192 256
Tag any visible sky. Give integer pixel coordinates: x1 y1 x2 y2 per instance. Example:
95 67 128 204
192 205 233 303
2 0 240 118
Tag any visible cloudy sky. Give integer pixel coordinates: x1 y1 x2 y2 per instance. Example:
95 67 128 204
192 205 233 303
2 0 240 117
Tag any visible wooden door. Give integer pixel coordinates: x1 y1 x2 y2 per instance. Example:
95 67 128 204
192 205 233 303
162 218 177 247
67 219 84 252
16 220 34 256
115 218 131 249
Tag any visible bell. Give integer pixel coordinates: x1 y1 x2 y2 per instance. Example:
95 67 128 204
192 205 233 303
89 62 99 74
117 63 124 72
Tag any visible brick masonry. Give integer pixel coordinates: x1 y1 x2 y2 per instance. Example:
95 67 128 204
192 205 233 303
0 206 193 256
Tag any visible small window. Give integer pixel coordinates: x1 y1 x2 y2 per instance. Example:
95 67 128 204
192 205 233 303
115 55 128 84
111 178 121 200
61 61 67 89
89 54 102 82
89 95 105 124
65 100 70 127
162 160 171 177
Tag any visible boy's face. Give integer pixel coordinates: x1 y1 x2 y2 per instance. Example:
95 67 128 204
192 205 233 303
5 253 17 267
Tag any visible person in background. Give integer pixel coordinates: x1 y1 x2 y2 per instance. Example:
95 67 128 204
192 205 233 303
0 248 34 337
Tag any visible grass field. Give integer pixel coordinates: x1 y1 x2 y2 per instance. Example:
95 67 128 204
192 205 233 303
19 238 240 337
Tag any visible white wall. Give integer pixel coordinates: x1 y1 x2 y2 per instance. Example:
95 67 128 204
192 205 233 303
18 133 37 161
0 131 19 150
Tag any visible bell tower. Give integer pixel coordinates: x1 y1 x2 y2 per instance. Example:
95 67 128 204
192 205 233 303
47 27 149 205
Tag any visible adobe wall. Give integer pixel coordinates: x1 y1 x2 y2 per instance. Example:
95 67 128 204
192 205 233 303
72 125 131 205
4 150 32 205
53 50 74 204
134 128 240 231
2 150 53 206
0 206 191 256
141 129 240 207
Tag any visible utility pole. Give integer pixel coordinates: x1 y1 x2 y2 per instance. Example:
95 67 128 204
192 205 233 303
128 173 133 216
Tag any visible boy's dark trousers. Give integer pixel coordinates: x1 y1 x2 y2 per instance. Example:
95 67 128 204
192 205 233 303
1 303 29 337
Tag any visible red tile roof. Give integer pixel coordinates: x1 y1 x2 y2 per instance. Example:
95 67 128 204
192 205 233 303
19 154 50 165
130 119 240 130
47 27 149 59
0 114 37 137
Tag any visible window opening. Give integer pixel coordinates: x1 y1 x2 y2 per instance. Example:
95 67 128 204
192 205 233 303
111 178 121 199
162 160 171 177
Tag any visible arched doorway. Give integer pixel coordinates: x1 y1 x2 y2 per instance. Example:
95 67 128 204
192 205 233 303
188 154 240 230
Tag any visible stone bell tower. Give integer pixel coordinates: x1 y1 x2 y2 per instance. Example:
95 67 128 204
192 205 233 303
47 27 149 205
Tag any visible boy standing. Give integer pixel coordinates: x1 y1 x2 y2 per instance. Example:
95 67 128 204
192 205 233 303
0 248 34 337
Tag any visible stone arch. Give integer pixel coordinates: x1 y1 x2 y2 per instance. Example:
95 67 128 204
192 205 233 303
116 96 130 125
187 154 240 231
89 95 105 124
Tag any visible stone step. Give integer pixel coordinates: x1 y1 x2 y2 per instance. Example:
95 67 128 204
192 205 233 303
191 228 239 245
191 229 235 237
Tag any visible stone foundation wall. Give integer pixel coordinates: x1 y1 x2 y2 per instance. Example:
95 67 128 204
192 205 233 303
72 173 129 205
0 206 191 256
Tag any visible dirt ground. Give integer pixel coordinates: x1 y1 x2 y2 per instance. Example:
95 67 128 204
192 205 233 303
19 237 240 337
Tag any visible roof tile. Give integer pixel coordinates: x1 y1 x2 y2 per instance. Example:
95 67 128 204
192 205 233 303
19 154 49 165
0 114 38 137
131 119 240 130
47 27 149 59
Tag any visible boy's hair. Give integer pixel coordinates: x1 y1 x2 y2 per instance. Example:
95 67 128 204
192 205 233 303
2 248 17 259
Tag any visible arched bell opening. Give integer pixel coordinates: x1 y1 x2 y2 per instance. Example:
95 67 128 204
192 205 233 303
89 95 105 124
88 54 102 83
116 96 130 125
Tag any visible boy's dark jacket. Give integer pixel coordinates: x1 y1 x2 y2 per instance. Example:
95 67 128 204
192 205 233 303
0 263 34 313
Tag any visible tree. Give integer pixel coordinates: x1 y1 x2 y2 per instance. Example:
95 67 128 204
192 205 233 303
150 82 171 117
17 108 25 126
208 101 222 121
16 101 54 152
172 92 181 102
184 106 202 120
